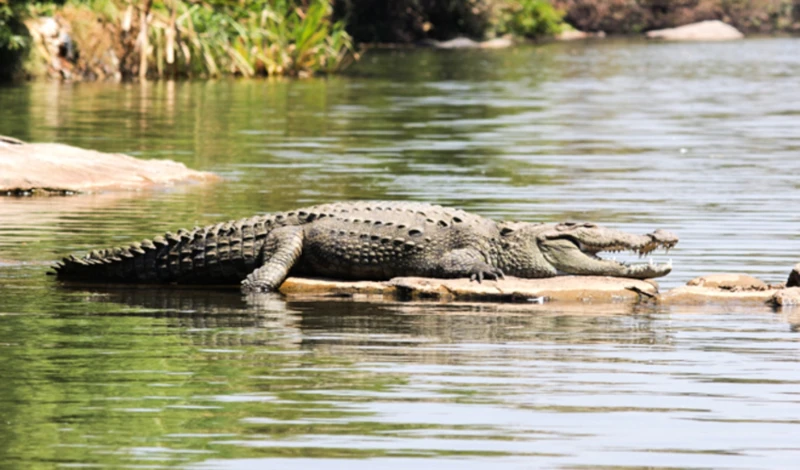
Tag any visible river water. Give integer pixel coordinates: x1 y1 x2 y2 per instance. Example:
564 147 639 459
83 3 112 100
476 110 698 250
1 38 799 469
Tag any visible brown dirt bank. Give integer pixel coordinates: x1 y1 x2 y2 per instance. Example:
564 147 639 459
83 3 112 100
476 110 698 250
552 0 800 34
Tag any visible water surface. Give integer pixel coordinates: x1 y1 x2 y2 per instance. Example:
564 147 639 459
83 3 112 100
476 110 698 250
1 38 799 469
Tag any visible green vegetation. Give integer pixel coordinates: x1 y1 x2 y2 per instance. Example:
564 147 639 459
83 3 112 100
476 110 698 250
0 0 32 80
3 0 569 82
4 0 799 81
494 0 566 38
332 0 567 43
11 0 357 80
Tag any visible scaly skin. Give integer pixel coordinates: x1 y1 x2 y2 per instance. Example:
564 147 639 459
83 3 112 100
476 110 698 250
51 201 678 292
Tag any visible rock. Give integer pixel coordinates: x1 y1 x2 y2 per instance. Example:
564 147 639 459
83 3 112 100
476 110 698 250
478 37 514 49
279 275 658 304
660 285 775 305
24 16 77 79
646 20 744 41
686 273 767 291
660 273 780 305
0 136 219 194
422 36 513 49
555 29 606 41
279 277 392 300
786 263 800 288
770 287 800 307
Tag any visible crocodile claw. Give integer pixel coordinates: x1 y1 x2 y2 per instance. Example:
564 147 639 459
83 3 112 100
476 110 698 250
470 266 505 283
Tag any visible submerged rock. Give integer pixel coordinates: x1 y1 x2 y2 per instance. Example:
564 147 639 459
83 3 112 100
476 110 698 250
0 136 219 195
646 20 744 41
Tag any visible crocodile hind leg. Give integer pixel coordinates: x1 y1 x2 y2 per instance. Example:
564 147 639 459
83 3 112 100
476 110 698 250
241 226 304 293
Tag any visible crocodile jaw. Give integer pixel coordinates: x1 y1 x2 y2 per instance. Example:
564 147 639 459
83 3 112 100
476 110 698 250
538 226 678 279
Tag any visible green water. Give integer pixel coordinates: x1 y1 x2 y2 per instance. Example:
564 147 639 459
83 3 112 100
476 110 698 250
1 40 800 469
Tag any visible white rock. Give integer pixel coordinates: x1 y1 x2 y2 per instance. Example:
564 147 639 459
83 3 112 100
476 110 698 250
646 20 744 41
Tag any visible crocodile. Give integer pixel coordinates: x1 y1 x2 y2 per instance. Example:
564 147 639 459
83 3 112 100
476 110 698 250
51 201 678 292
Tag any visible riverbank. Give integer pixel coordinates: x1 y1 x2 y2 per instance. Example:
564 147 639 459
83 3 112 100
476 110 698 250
6 0 798 82
554 0 800 36
5 0 357 81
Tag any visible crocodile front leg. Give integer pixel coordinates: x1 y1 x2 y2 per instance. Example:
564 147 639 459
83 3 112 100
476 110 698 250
436 248 504 282
241 226 304 293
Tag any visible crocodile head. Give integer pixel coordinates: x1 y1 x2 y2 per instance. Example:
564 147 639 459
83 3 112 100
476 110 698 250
500 222 679 279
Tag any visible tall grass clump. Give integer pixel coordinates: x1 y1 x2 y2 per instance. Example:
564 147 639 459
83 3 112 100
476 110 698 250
217 0 356 77
28 0 356 80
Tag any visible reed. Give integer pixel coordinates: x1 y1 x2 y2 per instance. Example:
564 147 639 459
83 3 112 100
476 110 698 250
30 0 357 80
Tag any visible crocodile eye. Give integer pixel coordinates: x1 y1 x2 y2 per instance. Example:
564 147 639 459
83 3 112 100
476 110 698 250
564 222 577 226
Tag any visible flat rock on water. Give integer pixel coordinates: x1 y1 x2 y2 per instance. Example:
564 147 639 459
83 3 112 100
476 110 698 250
0 136 219 194
646 20 744 41
279 275 658 303
280 270 800 308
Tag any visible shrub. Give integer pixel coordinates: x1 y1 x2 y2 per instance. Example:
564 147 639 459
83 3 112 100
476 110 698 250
0 0 32 80
22 0 357 80
333 0 494 43
494 0 567 37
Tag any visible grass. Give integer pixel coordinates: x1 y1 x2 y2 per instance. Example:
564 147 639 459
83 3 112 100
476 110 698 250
24 0 358 80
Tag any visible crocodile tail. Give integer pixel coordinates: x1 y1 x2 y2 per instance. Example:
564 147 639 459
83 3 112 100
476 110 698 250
50 216 272 284
50 236 174 283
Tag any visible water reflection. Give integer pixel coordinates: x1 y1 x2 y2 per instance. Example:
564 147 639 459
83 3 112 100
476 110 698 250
2 269 800 468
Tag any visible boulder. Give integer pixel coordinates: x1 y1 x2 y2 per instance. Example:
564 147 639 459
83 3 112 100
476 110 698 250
770 288 800 307
786 263 800 288
0 136 219 194
279 275 658 304
646 20 744 41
